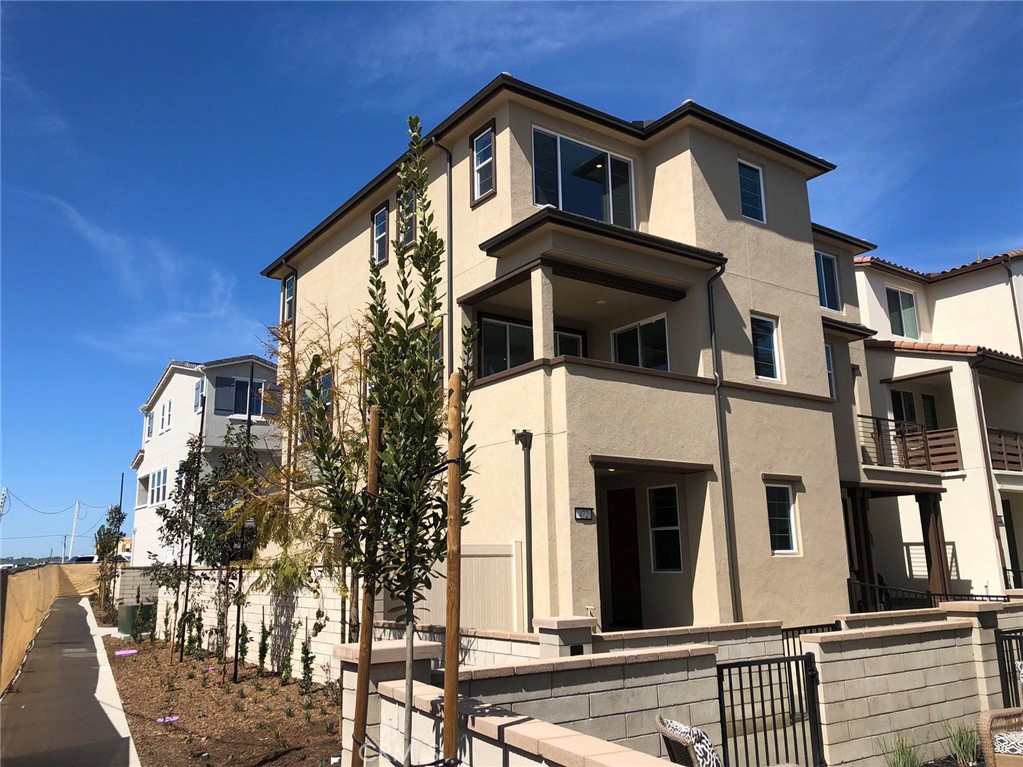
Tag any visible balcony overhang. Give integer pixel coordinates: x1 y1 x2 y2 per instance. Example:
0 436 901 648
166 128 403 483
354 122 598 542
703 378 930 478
589 454 714 478
131 449 144 470
479 208 725 270
880 366 953 385
822 316 877 341
843 472 946 497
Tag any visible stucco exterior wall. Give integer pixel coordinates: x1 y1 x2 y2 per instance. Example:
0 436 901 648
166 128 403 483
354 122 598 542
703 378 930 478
929 266 1023 355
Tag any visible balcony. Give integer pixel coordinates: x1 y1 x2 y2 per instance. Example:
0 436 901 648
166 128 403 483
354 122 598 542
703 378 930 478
990 428 1023 472
857 415 962 472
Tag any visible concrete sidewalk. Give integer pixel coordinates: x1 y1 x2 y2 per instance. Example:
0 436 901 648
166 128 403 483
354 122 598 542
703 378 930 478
1 596 141 767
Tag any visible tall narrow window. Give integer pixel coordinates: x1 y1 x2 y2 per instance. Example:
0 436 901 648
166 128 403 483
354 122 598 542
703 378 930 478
160 403 166 431
166 400 172 428
738 160 765 223
146 412 153 439
472 124 495 203
371 204 388 265
532 128 633 228
922 394 939 431
648 486 682 572
751 315 779 380
891 390 917 424
480 318 533 377
886 287 919 339
825 344 835 399
282 275 296 323
815 251 841 310
612 316 668 371
765 485 797 554
194 379 205 412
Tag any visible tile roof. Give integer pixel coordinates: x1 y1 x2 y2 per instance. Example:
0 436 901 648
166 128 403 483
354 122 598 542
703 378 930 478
854 249 1022 284
865 339 1023 364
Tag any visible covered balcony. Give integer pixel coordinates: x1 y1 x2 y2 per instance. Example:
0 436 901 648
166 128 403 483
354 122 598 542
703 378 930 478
857 415 962 472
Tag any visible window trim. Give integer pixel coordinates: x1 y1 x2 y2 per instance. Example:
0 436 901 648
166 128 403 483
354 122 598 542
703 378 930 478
282 274 296 324
824 344 835 399
371 202 389 266
885 285 920 339
765 483 798 555
815 250 842 312
738 159 767 224
160 403 166 432
470 119 497 208
610 313 670 371
750 313 781 381
555 329 585 358
145 411 153 441
231 377 267 418
479 315 534 377
647 484 683 573
531 125 636 229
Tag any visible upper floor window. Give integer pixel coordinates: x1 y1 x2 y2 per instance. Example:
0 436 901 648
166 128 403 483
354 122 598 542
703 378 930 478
738 160 766 223
282 275 296 324
612 315 668 371
886 287 919 339
214 377 265 417
481 318 532 377
472 123 495 203
891 389 917 424
145 412 153 440
166 400 172 428
824 344 835 399
815 251 841 311
149 468 168 506
194 379 205 412
555 330 583 358
371 204 389 266
751 314 780 380
160 403 167 432
649 486 683 572
765 485 797 554
532 128 633 228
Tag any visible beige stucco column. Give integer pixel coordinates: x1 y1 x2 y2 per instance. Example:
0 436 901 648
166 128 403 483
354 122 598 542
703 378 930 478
531 265 555 359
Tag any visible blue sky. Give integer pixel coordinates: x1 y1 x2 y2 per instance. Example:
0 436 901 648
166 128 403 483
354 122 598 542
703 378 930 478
2 2 1020 556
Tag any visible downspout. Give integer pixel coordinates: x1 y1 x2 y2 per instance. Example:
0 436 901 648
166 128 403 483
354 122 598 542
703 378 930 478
708 263 743 622
971 361 1010 586
284 265 299 508
513 430 534 631
1002 256 1023 357
431 138 455 379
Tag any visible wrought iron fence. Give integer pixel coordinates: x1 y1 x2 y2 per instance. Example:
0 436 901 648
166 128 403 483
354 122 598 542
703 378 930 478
781 623 840 658
996 628 1023 707
847 579 1009 613
717 653 826 767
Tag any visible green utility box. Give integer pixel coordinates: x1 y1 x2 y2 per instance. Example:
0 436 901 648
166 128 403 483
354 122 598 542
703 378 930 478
117 602 156 635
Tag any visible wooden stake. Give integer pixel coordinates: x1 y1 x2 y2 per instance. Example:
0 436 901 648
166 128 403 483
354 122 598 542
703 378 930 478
443 372 463 760
351 405 381 767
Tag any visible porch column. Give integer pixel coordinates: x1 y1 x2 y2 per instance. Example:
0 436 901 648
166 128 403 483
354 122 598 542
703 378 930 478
530 265 555 359
916 492 952 595
843 488 878 610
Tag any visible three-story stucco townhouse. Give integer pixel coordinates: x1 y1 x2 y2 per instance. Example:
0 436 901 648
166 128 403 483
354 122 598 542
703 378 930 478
849 250 1023 604
261 74 955 631
130 355 279 567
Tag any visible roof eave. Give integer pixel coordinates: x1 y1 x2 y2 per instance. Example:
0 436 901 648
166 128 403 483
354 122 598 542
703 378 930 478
812 223 878 255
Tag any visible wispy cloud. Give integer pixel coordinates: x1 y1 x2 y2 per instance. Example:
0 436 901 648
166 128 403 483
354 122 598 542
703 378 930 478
2 72 69 137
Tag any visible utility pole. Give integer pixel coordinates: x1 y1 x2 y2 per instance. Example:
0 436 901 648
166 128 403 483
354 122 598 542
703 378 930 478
61 534 68 563
68 502 81 559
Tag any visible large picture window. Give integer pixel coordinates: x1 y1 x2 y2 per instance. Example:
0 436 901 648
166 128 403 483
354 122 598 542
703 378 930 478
481 318 532 377
532 128 633 228
648 486 682 572
612 315 668 371
886 287 919 339
815 251 841 311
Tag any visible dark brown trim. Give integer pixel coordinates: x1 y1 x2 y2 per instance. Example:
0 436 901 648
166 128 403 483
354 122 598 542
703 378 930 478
469 118 497 209
458 261 536 306
371 200 390 267
811 223 877 254
590 455 715 475
880 366 953 385
821 315 877 341
722 379 834 404
761 473 803 484
479 207 725 267
472 358 548 387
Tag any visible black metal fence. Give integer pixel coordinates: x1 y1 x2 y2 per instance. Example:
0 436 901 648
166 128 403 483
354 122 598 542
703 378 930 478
847 579 1009 613
781 623 840 658
717 653 826 767
996 628 1023 707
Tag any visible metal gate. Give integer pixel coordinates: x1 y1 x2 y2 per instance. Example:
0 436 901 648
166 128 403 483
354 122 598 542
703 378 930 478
717 654 826 767
995 627 1023 706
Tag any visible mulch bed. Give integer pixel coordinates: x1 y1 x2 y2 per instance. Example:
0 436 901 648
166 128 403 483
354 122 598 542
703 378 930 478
104 636 343 767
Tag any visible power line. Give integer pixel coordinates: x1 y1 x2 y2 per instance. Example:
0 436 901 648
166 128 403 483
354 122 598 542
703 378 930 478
7 491 77 515
1 533 66 540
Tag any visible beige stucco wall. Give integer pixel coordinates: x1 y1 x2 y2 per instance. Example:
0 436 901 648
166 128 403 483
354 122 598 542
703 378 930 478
929 265 1023 355
856 268 933 342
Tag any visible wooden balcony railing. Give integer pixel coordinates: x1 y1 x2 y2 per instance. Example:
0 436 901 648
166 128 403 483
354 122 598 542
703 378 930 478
857 415 962 472
990 428 1023 472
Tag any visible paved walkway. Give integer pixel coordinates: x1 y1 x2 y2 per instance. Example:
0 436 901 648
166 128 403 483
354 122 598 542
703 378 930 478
1 597 141 767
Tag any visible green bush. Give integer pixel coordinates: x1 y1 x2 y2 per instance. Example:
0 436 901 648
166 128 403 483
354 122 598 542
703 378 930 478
880 735 922 767
944 721 979 766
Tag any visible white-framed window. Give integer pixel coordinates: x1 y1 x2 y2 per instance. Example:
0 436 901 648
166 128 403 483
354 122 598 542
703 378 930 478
472 124 495 202
194 379 205 412
738 160 766 223
751 314 780 380
160 403 166 432
149 467 168 506
815 251 841 311
648 485 683 572
555 330 583 357
612 314 669 371
886 287 919 339
532 127 634 228
214 377 266 417
282 274 296 323
145 412 153 440
765 484 797 554
166 400 172 428
480 318 532 377
825 344 835 399
371 204 388 265
399 189 415 247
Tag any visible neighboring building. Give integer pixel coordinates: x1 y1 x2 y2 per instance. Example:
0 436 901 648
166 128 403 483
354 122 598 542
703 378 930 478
130 355 278 567
851 251 1023 599
260 73 1008 629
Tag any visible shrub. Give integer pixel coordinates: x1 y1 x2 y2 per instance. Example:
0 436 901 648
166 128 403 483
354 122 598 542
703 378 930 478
237 623 250 667
880 735 922 767
299 636 314 695
258 618 271 674
944 722 979 766
131 587 144 643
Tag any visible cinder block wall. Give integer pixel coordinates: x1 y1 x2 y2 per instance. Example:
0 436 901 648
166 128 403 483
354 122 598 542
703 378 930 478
593 620 784 662
113 567 162 604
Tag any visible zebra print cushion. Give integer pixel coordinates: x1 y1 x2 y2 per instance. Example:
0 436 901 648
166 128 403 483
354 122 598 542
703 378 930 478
662 719 724 767
995 730 1023 755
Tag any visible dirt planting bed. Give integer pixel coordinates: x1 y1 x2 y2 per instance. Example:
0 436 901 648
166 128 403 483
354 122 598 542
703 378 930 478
104 636 343 767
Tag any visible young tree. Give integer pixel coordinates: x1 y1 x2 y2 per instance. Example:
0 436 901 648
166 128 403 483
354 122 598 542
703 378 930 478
95 504 126 612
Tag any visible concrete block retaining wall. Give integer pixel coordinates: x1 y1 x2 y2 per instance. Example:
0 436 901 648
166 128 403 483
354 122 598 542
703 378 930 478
592 620 784 662
113 566 162 605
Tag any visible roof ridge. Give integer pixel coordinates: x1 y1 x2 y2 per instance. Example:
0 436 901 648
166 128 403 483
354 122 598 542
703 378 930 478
855 248 1022 282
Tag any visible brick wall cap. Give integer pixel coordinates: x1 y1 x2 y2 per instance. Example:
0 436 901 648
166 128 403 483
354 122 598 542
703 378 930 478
373 619 540 643
594 619 781 641
801 618 973 645
1006 589 1023 599
938 601 1005 614
532 616 599 631
333 639 442 664
836 608 945 622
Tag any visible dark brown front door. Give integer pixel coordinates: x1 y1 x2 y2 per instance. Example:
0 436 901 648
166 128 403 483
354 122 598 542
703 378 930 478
607 488 643 628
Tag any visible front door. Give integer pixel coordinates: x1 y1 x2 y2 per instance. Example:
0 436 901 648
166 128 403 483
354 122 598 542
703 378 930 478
607 488 643 628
